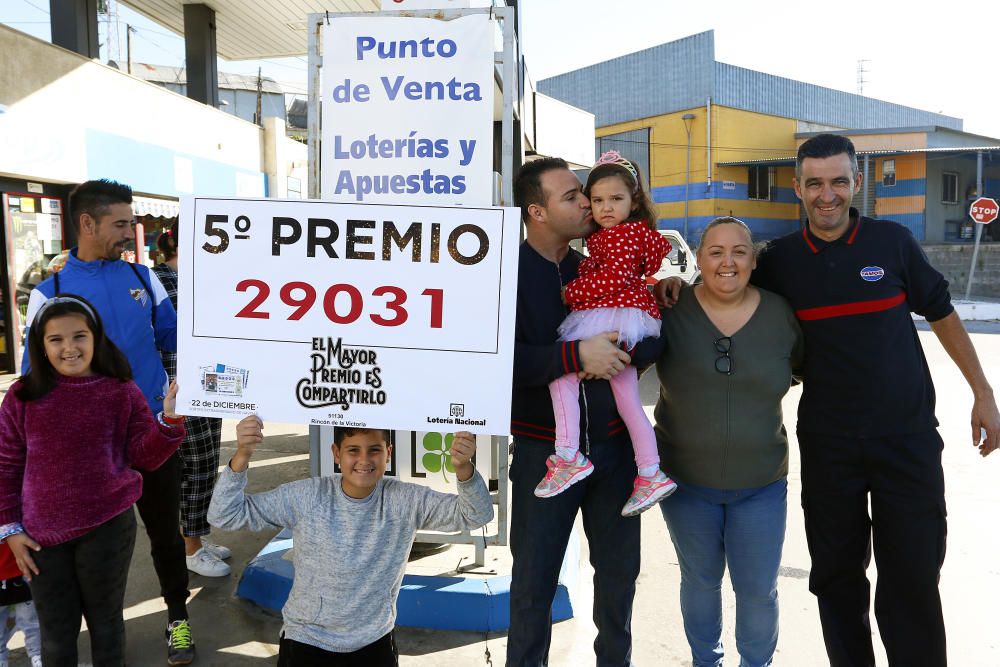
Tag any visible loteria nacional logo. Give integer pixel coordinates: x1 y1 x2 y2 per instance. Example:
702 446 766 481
860 266 885 282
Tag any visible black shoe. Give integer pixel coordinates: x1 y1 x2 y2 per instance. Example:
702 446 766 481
166 619 195 665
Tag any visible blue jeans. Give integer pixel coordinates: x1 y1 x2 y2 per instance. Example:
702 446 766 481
507 436 640 667
659 479 787 667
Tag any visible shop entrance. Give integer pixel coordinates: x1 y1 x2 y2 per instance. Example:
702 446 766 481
1 192 67 373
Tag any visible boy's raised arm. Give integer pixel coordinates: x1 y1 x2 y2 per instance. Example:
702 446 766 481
208 415 304 532
414 432 494 533
229 414 263 472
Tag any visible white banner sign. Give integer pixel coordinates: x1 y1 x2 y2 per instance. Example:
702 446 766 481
176 196 519 435
321 15 494 205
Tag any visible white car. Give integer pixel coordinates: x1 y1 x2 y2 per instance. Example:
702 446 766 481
578 228 699 286
649 229 699 285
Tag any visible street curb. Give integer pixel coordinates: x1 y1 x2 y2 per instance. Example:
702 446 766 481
912 300 1000 322
236 530 579 631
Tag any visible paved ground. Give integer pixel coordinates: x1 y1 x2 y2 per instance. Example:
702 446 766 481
1 323 998 666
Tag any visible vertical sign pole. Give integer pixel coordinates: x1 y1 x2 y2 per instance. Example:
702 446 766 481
964 152 984 301
307 14 323 476
500 6 515 206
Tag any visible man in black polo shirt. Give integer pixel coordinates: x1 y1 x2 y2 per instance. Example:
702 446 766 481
751 134 999 666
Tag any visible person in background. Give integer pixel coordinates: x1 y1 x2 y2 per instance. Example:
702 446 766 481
153 224 231 578
0 541 42 667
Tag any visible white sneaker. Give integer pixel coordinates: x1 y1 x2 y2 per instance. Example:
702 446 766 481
186 548 231 577
31 657 43 667
202 541 232 560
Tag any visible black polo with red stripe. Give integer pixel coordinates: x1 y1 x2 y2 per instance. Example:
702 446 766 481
753 210 953 437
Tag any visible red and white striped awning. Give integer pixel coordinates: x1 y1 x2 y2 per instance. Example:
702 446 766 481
132 195 180 219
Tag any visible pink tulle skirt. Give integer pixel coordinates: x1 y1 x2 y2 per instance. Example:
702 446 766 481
557 306 661 349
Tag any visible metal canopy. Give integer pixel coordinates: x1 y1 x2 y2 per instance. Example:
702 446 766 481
121 1 379 60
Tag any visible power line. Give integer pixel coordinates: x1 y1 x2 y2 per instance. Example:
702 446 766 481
16 0 49 15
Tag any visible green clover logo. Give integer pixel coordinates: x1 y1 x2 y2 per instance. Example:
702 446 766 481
422 432 455 482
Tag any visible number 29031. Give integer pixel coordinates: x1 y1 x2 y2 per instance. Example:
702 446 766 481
234 280 443 328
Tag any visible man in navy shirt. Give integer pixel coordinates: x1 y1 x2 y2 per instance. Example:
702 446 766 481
507 157 660 666
659 134 998 666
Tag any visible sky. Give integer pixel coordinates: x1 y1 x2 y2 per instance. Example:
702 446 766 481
4 0 1000 139
520 0 1000 140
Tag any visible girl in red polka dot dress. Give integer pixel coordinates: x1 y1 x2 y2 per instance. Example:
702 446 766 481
535 151 677 516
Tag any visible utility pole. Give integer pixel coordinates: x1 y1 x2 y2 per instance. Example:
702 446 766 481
100 0 122 63
682 113 695 243
256 67 263 126
126 24 135 74
856 59 870 95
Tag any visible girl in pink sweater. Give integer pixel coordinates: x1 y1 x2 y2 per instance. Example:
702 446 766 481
0 294 184 666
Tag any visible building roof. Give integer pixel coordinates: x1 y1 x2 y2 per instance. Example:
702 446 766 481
125 62 284 94
121 1 379 61
539 30 962 132
718 145 1000 167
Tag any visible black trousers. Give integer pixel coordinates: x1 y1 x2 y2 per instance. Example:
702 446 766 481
506 436 641 667
29 508 137 667
799 430 947 667
277 632 398 666
135 451 190 621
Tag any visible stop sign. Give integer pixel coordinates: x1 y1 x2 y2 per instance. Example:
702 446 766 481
970 196 999 224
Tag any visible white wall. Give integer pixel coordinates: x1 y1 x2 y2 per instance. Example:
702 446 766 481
0 25 264 196
533 92 596 168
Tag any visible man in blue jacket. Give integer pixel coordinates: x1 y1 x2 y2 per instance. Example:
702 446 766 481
22 179 195 665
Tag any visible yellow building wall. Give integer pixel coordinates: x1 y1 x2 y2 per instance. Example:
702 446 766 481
598 106 802 238
876 154 927 180
841 132 928 152
599 106 797 187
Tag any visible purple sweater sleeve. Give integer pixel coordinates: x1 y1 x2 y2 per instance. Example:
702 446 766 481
0 389 27 525
124 383 184 471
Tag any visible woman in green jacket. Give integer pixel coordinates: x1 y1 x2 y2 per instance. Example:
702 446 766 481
654 216 803 667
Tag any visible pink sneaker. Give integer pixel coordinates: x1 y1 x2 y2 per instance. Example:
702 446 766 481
621 470 677 516
534 452 595 498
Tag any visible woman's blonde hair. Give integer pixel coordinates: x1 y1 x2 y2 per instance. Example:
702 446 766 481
696 217 763 256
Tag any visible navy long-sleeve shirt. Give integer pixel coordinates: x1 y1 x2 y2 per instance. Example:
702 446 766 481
511 241 660 446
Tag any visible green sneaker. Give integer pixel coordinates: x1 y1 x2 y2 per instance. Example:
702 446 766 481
166 619 195 665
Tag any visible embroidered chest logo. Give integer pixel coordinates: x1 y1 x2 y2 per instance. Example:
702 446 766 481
859 266 885 282
129 288 149 306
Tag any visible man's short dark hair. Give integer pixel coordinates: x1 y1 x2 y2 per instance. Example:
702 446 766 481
333 427 391 447
514 157 569 223
796 134 859 178
69 179 133 229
